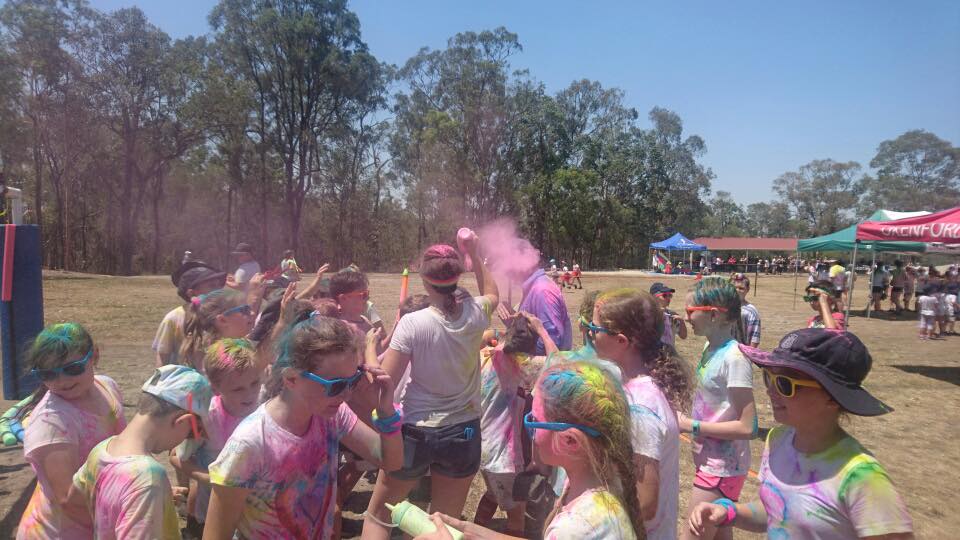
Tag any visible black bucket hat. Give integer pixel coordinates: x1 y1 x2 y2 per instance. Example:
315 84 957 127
171 261 227 302
738 328 892 416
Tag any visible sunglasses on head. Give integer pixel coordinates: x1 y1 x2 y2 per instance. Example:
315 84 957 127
524 411 601 438
222 304 254 317
184 393 202 440
301 366 365 397
33 348 94 382
762 368 820 398
339 290 370 301
685 306 729 316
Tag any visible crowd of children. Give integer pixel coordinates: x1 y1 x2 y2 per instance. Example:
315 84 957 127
7 234 919 539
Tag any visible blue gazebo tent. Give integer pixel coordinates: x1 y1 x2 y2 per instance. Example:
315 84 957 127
650 233 706 251
650 233 706 272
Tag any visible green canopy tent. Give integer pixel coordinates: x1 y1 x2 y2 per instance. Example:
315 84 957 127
795 210 929 320
797 209 929 253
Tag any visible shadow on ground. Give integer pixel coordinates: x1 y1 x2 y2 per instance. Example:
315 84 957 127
892 365 960 386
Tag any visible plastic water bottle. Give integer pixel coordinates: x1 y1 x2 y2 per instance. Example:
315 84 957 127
386 501 464 540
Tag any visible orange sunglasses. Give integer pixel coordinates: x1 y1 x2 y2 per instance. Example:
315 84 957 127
685 306 729 316
184 394 202 440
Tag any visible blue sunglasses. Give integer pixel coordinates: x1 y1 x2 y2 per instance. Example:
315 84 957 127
300 366 365 397
524 411 601 438
33 348 94 381
222 304 254 317
582 320 614 340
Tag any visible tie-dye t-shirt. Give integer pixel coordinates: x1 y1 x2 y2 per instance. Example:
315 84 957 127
623 375 679 540
18 375 126 540
178 394 246 523
207 402 358 539
72 437 181 540
544 488 637 540
759 426 913 539
479 349 545 475
691 339 754 477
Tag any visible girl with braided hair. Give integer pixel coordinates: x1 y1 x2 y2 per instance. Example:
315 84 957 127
414 361 643 540
362 235 499 540
590 288 693 539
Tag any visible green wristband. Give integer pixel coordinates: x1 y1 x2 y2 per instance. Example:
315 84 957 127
692 419 701 437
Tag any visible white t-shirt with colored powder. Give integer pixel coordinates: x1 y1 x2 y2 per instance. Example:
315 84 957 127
72 437 180 540
389 296 493 427
152 305 185 365
544 487 637 540
759 426 913 539
208 402 357 539
624 375 679 540
691 339 754 477
18 376 126 540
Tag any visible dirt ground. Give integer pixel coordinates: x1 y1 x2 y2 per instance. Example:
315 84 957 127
0 270 957 538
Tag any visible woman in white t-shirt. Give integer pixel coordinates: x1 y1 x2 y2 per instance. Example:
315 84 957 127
363 236 499 539
689 329 913 540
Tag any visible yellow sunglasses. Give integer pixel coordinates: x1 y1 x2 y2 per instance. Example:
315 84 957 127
762 368 820 398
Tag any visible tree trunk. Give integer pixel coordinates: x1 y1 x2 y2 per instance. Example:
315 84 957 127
151 178 162 274
226 184 234 261
31 118 44 263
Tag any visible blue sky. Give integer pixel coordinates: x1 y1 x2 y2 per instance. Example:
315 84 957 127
90 0 960 206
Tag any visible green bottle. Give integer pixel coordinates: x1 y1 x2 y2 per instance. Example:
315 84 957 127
386 501 464 540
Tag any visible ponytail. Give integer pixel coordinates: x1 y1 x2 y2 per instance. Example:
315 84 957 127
179 288 245 370
652 342 693 412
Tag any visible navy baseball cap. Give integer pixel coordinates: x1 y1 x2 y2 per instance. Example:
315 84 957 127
739 328 892 416
650 282 675 295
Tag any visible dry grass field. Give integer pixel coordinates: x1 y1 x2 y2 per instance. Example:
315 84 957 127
1 270 956 538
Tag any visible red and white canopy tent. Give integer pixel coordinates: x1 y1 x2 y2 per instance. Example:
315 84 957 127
855 206 960 244
845 207 960 322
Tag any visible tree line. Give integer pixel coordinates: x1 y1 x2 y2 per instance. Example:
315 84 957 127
0 0 956 275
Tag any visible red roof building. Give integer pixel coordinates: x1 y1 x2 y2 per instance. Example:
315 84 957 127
693 237 798 251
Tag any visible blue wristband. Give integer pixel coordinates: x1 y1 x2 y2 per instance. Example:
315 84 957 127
712 498 737 526
371 409 402 433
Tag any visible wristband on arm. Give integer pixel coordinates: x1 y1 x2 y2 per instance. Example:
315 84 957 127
712 498 737 526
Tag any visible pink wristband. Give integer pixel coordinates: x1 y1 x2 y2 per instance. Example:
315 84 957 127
722 503 736 526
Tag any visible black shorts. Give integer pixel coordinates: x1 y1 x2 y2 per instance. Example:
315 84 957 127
872 286 884 294
389 418 481 480
891 287 903 293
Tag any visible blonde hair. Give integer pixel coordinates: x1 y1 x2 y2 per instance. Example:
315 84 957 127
537 362 644 538
204 338 258 385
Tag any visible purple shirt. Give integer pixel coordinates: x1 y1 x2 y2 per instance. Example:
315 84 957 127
518 269 573 354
